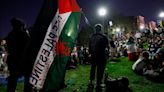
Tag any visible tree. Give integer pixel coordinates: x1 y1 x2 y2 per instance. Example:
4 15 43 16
77 26 93 46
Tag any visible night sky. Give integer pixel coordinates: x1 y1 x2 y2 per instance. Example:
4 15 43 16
0 0 164 39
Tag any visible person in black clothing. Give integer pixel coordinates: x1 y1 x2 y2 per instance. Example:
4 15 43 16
6 17 30 92
83 47 90 64
78 46 84 65
88 24 109 92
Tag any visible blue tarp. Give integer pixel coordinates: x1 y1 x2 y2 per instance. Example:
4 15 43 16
0 75 24 85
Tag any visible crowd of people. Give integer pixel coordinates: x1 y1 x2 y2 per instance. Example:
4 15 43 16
1 17 164 92
105 26 164 83
0 40 8 73
131 28 164 82
66 46 91 69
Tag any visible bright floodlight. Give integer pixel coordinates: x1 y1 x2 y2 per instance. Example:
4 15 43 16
2 54 5 57
159 12 164 18
116 27 120 32
109 21 113 26
98 7 107 17
139 25 145 30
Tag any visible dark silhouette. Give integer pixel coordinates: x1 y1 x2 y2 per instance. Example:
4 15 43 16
88 24 109 92
6 17 30 92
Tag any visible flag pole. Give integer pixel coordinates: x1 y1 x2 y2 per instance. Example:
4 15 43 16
81 9 93 30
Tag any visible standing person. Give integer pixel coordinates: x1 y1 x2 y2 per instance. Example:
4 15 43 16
109 38 116 59
126 37 137 61
88 24 109 92
6 17 30 92
78 46 84 64
0 41 5 69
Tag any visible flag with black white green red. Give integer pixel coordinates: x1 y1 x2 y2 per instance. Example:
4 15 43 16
29 9 70 89
26 0 58 90
29 0 81 91
43 0 81 91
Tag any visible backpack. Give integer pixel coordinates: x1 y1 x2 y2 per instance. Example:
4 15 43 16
105 75 132 92
89 33 108 54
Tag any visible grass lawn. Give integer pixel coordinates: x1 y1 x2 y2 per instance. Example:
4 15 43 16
106 57 164 92
0 57 164 92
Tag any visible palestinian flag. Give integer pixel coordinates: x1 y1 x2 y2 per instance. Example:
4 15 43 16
23 0 58 90
29 0 81 91
29 0 59 89
43 0 81 91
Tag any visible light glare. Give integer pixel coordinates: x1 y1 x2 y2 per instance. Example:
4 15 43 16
159 12 164 18
116 28 120 32
139 25 145 30
98 7 107 17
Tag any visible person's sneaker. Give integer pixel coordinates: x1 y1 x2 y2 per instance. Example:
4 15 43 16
100 84 106 88
96 83 106 88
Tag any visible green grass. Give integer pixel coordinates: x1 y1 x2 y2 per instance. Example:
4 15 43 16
106 57 164 92
59 65 90 92
0 57 164 92
0 83 24 92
